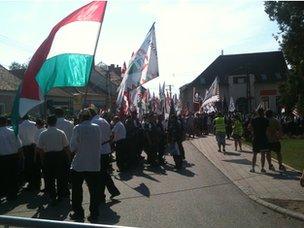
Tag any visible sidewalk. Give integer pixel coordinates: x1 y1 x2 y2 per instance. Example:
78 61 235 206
189 135 304 219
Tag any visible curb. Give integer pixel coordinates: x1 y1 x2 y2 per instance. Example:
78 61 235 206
248 195 304 221
187 140 304 222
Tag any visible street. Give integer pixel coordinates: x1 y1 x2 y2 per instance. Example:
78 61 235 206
3 139 304 227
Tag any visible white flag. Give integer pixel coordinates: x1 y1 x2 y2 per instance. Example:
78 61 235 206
229 97 235 112
116 23 159 108
202 77 220 107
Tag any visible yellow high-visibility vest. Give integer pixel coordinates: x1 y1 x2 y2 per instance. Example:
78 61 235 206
215 117 226 133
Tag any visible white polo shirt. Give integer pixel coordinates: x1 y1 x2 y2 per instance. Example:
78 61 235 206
37 127 69 152
34 127 47 145
112 121 126 142
70 121 101 172
19 119 37 146
91 115 111 155
0 126 22 156
56 117 74 143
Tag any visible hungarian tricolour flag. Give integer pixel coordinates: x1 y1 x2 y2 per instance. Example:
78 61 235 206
12 1 107 134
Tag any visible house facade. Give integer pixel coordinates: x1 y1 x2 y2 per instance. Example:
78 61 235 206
180 51 288 114
0 62 121 116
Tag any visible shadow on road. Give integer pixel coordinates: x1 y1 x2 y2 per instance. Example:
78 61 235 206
222 158 252 166
32 198 70 220
96 202 121 225
133 183 150 197
264 171 300 181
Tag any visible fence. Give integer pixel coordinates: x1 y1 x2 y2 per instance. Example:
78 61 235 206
0 215 136 228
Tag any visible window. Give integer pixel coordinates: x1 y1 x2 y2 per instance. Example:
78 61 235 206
261 74 267 81
233 76 247 84
0 103 5 115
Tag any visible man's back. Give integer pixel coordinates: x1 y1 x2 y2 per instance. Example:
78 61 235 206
70 121 101 172
267 117 282 143
19 120 37 146
251 117 269 140
56 118 74 143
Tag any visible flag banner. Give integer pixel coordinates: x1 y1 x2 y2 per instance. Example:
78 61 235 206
202 77 220 107
12 1 107 134
229 96 235 112
116 23 159 110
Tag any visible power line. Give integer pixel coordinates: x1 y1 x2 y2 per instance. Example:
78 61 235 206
0 33 34 53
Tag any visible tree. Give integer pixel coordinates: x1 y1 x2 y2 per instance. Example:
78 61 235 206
9 61 28 71
264 1 304 115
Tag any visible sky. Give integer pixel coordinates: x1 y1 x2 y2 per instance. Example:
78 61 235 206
0 0 280 95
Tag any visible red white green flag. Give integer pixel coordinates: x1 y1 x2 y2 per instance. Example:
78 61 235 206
12 1 107 134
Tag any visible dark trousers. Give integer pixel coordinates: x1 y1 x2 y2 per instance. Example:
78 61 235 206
100 154 120 200
43 151 69 199
173 155 182 169
71 170 100 217
0 153 20 199
22 144 41 189
115 140 127 171
177 142 185 159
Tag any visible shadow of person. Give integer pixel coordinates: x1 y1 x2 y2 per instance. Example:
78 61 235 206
95 203 120 225
223 151 241 156
0 190 45 214
31 198 71 220
133 183 150 197
176 168 196 177
265 171 300 181
115 171 133 181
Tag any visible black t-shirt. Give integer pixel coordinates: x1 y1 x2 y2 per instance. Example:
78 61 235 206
251 117 269 140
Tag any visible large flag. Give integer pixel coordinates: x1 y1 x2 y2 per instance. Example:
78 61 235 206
202 77 220 107
116 23 159 110
12 1 107 133
229 96 235 112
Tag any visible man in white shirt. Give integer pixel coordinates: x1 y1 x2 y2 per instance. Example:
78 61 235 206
112 116 127 172
0 116 22 201
54 107 74 144
90 109 120 202
69 109 102 222
34 119 46 146
37 115 70 204
19 115 40 191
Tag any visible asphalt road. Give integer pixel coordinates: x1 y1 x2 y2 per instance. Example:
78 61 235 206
3 140 304 227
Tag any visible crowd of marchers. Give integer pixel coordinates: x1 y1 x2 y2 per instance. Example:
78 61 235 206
1 106 304 221
0 107 186 222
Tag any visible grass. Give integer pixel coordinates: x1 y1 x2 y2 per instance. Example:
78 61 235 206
244 138 304 171
279 139 304 171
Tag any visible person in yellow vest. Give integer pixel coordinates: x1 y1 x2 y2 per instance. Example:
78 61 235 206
232 114 243 151
214 112 226 153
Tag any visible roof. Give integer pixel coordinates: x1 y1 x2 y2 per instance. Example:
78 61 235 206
182 51 288 90
10 65 119 97
0 65 21 91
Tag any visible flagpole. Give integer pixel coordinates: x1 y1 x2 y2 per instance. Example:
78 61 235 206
83 2 107 109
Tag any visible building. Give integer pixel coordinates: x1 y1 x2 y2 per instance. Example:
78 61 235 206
180 51 288 113
0 62 121 116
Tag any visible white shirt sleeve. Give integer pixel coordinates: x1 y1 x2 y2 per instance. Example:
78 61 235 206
70 126 79 152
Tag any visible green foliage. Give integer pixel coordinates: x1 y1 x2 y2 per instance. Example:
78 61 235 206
265 2 304 115
9 61 28 70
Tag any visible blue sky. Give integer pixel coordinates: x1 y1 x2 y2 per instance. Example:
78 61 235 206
0 0 280 94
